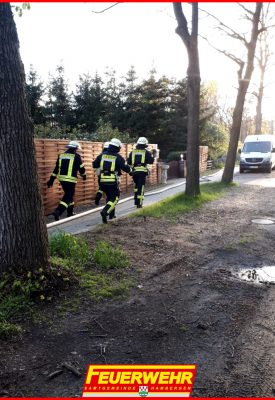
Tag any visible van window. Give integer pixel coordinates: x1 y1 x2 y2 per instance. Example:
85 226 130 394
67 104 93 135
243 141 272 153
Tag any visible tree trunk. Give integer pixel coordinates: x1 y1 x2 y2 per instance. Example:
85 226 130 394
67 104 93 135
173 3 201 196
0 3 49 273
186 40 201 196
222 81 249 183
222 2 262 184
255 70 264 134
255 85 263 134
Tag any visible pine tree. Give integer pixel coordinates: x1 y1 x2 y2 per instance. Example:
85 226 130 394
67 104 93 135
25 65 45 125
45 64 73 128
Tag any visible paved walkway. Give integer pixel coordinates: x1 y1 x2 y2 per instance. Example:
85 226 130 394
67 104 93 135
47 170 223 236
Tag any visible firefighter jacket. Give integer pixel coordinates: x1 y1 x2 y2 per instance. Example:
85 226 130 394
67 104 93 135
127 145 155 174
51 149 86 184
93 148 130 184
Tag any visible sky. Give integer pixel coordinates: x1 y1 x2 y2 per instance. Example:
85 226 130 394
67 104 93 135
13 2 275 121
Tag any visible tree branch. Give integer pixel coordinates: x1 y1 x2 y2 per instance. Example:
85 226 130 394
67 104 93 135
200 8 249 47
200 34 245 68
91 3 121 14
237 3 254 18
173 3 191 49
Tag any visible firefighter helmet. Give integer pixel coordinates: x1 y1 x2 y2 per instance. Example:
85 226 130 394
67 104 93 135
110 138 122 148
67 140 82 150
137 137 148 146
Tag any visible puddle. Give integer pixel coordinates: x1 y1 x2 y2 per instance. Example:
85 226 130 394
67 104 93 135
238 266 275 284
251 219 274 225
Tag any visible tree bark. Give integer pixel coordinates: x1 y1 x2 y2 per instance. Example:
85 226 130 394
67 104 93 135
255 77 263 134
173 3 201 196
0 3 49 273
222 3 263 183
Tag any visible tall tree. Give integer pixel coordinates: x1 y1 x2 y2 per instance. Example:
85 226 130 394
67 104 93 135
103 68 124 128
74 72 105 132
25 64 45 124
173 3 201 196
132 69 167 142
45 64 73 128
222 3 263 183
201 4 263 181
253 4 273 134
0 3 48 273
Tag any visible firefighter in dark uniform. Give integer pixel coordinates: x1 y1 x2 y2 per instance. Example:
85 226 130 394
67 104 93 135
127 137 156 208
94 141 110 206
47 140 86 220
93 138 131 224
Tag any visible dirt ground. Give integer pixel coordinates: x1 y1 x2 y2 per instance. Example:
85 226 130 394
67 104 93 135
1 182 275 398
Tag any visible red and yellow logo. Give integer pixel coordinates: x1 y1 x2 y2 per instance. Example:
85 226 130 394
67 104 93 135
83 364 196 398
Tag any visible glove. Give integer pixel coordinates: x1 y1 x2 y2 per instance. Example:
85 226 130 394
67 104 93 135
47 177 55 188
82 175 87 181
151 149 157 157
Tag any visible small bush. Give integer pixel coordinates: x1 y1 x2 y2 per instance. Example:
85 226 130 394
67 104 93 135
166 151 185 162
49 231 90 264
0 293 28 339
0 321 23 339
92 241 130 270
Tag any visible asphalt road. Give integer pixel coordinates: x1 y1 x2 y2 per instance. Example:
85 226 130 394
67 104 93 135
47 168 275 236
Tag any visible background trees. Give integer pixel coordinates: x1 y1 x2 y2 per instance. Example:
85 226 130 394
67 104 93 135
25 64 202 158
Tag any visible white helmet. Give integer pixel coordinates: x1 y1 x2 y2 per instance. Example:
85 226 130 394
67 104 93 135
67 140 82 150
110 138 122 148
137 137 148 146
103 141 110 149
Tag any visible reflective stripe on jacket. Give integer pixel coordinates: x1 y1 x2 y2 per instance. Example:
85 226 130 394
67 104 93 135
52 151 86 183
100 154 117 183
131 149 148 173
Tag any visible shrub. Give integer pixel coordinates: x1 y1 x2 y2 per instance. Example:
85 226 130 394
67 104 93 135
166 151 185 162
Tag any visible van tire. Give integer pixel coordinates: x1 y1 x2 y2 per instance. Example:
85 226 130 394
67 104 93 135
240 168 244 173
267 165 272 173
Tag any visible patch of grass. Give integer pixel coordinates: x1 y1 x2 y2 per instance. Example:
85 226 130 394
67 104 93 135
49 231 90 265
79 271 131 300
76 263 132 300
0 322 23 339
0 294 29 338
224 233 257 251
179 324 188 333
56 297 81 315
137 182 234 219
0 234 133 338
92 241 130 270
238 233 256 246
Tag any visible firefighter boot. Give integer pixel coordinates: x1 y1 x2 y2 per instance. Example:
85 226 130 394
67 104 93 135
109 209 116 220
67 205 75 218
95 192 102 206
52 209 60 221
100 210 108 224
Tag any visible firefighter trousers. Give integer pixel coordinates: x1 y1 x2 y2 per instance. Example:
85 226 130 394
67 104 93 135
133 172 147 206
55 181 76 217
100 183 120 217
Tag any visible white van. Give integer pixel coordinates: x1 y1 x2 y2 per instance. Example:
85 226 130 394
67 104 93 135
239 134 275 173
